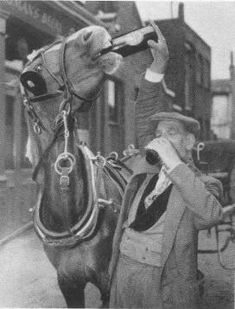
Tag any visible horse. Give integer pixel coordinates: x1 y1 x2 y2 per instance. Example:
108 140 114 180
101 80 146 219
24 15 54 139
19 25 139 308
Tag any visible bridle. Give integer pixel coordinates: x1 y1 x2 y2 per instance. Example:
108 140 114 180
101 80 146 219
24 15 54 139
20 37 101 135
20 36 127 243
20 36 101 234
20 36 104 184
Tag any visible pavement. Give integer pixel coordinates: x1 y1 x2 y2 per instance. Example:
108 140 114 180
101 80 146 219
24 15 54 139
0 227 234 308
0 229 101 308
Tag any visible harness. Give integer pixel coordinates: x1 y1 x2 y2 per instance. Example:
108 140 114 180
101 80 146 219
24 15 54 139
34 145 127 247
20 37 131 247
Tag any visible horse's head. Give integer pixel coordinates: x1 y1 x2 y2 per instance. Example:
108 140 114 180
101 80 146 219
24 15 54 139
20 25 122 113
19 26 123 236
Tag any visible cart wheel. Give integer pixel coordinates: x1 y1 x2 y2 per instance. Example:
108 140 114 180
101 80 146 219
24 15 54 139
197 269 205 298
229 162 235 203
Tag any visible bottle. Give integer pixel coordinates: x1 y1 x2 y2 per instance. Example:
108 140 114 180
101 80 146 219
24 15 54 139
145 149 160 165
100 25 158 57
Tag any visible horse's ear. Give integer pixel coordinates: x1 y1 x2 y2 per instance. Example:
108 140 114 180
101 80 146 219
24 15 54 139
20 71 47 96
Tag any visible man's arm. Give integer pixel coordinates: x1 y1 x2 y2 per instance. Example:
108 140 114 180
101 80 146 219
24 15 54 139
135 78 169 149
167 163 223 230
135 22 171 149
146 137 223 229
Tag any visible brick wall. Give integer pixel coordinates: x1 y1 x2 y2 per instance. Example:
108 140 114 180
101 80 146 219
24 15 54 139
157 17 212 140
86 1 154 154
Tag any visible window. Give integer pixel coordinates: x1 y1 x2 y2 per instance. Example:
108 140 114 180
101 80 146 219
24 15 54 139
134 87 139 101
107 79 118 123
102 78 124 155
184 49 194 111
20 108 31 168
196 54 204 85
5 96 15 169
204 60 210 89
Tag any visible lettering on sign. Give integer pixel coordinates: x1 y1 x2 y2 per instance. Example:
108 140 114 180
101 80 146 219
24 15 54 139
3 0 62 34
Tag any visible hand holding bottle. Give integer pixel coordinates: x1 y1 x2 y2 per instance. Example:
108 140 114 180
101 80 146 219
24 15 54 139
148 21 169 74
145 137 182 170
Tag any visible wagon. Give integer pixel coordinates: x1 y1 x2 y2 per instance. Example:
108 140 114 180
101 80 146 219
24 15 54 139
193 140 235 270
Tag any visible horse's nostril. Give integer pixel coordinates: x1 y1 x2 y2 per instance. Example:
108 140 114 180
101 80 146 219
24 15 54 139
83 31 92 42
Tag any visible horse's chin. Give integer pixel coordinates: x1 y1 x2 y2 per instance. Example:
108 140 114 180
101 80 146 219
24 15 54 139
98 52 123 75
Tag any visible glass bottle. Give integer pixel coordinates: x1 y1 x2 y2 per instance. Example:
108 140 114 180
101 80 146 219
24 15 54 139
100 25 158 57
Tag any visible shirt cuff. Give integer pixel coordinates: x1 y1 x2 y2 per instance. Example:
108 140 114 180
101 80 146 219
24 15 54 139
144 68 164 83
163 162 183 175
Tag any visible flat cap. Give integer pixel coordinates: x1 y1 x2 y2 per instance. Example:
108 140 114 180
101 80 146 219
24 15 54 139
149 111 200 135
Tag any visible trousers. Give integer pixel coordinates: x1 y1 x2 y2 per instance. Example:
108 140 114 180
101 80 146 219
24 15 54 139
109 254 163 309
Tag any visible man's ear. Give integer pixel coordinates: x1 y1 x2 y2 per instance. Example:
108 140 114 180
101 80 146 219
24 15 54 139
185 133 195 151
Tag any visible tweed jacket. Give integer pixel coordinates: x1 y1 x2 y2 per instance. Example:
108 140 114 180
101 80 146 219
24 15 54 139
135 76 173 150
109 158 223 309
109 78 223 308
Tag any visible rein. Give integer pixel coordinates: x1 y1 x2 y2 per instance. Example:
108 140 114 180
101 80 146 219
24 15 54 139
20 36 103 239
21 33 106 186
20 37 101 135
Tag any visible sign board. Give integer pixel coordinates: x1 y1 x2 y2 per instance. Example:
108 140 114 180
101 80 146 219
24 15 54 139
0 0 63 35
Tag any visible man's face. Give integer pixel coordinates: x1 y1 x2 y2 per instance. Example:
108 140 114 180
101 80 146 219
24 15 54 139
155 120 194 159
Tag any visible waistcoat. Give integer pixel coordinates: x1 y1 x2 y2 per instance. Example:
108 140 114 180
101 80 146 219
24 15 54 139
120 175 173 266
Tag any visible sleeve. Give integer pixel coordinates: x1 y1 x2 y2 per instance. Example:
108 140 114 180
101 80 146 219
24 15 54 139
167 163 223 230
144 69 164 82
135 75 173 150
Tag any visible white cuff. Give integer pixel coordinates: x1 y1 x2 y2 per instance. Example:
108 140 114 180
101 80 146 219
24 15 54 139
144 68 164 83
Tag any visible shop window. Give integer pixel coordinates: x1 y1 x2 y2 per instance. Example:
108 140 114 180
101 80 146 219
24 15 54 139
6 17 53 62
5 96 15 169
107 79 118 123
20 108 31 168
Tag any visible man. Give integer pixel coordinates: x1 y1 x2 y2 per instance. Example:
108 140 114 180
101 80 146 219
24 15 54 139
109 23 223 309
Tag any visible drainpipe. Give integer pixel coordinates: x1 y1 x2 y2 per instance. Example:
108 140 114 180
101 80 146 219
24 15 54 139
0 10 8 184
230 52 235 139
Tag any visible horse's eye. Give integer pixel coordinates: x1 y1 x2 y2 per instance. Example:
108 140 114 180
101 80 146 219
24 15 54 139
83 31 92 42
20 71 47 96
34 64 43 73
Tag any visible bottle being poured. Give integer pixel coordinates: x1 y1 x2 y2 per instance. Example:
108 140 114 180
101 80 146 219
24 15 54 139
100 25 158 58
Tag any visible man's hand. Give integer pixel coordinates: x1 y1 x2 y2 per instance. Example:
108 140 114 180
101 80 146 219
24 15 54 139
148 21 169 74
146 137 182 170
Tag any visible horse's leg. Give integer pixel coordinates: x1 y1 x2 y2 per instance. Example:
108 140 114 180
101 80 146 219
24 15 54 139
57 273 86 308
85 266 110 308
94 276 109 309
97 274 110 309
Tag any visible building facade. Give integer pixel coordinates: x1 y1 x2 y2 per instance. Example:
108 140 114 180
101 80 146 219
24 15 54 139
211 52 235 139
85 1 162 154
155 3 212 140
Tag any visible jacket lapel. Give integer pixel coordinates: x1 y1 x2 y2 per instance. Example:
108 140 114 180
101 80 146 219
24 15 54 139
161 186 186 268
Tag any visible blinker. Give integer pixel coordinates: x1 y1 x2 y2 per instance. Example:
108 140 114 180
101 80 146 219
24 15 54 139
20 70 47 96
